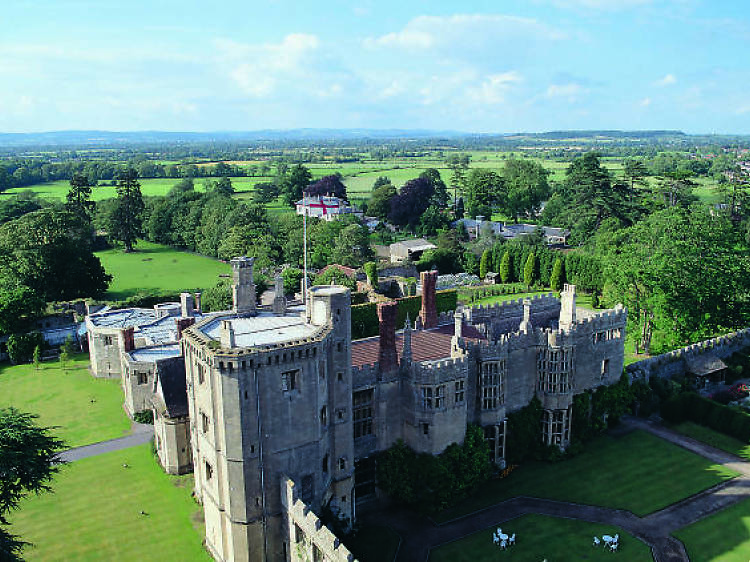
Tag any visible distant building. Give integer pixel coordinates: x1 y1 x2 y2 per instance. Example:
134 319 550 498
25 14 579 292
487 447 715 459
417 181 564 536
295 195 362 221
389 238 437 263
456 219 569 245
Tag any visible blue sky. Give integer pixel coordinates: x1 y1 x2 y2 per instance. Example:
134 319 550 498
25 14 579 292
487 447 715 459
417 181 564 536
1 0 749 133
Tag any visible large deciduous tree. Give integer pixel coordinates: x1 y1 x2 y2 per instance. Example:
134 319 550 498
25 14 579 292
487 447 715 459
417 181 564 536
109 168 145 252
603 206 750 354
280 164 312 206
388 177 434 229
464 169 504 220
305 174 347 200
368 183 397 220
502 158 550 221
0 408 65 561
0 208 111 301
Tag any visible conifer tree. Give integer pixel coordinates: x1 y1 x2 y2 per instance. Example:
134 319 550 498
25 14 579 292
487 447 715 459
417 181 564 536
523 252 536 288
109 168 144 252
499 250 512 283
479 249 491 279
550 257 565 291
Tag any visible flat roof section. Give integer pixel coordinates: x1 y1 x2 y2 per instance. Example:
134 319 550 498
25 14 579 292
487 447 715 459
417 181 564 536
199 311 321 348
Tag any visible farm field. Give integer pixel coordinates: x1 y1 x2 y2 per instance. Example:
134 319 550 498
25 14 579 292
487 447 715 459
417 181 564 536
10 444 210 562
429 514 651 561
434 430 737 523
0 176 274 201
0 353 130 448
96 240 231 300
675 497 750 561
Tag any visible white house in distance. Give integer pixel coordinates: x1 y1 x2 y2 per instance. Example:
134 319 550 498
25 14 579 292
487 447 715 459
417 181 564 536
295 195 363 221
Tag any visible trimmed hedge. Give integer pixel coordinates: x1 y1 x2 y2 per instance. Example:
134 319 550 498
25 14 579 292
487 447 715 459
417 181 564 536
350 289 458 340
661 392 750 442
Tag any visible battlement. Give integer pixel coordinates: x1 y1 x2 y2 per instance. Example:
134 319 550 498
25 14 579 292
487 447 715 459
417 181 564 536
465 292 559 319
414 356 468 383
626 327 750 380
569 304 627 332
281 477 355 562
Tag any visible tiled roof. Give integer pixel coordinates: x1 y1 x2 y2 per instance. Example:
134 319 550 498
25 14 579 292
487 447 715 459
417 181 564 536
351 322 485 368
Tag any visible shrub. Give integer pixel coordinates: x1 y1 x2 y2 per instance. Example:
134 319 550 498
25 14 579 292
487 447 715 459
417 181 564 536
364 262 377 286
7 332 44 364
133 410 154 425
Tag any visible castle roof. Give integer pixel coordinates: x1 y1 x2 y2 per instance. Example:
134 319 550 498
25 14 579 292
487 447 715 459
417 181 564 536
153 357 189 418
196 307 318 348
351 322 484 368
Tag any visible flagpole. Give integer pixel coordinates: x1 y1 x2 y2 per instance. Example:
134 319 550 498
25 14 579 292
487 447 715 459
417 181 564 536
303 190 308 306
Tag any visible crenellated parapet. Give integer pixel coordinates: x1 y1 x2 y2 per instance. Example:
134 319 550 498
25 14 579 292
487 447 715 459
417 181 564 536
352 362 380 388
281 477 356 562
626 327 750 381
413 356 468 384
465 293 559 322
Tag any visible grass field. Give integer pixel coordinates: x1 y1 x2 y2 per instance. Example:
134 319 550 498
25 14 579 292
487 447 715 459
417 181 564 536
96 240 231 300
0 353 130 448
675 497 750 561
671 421 750 461
434 430 737 523
430 514 652 561
0 176 273 201
10 444 210 562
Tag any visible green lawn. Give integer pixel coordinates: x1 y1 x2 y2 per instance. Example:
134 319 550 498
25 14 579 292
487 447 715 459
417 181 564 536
96 240 231 300
671 421 750 461
345 525 401 562
675 497 750 561
430 514 651 561
10 444 210 562
435 430 737 523
0 354 130 448
0 176 271 201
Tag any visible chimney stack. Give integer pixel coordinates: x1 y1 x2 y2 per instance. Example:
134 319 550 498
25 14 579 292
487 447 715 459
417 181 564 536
377 302 399 373
220 319 236 348
121 327 135 352
401 314 412 368
559 284 577 330
176 317 196 340
194 292 202 313
180 292 195 318
272 275 287 315
231 257 256 316
520 299 533 333
419 270 438 329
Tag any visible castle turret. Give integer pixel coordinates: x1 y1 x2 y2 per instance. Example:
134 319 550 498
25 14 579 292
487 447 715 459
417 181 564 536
401 314 412 368
231 256 256 316
560 284 576 330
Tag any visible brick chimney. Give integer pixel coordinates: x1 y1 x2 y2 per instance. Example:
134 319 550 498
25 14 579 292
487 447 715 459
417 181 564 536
194 292 202 313
377 302 399 373
176 317 196 340
121 327 135 352
419 270 438 329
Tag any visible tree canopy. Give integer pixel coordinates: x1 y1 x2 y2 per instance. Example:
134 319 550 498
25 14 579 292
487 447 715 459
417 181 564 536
305 174 347 200
109 168 145 252
0 408 65 561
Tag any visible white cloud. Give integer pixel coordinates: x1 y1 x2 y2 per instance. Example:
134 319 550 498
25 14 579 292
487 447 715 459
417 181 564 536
640 97 652 107
364 14 566 51
549 0 652 10
216 34 321 98
468 72 524 105
655 73 677 86
546 83 587 98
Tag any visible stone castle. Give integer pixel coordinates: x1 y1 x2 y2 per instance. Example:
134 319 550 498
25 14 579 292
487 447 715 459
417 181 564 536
84 257 626 562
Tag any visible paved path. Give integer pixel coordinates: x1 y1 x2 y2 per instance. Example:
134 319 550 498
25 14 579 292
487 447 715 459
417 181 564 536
57 422 153 462
361 417 750 562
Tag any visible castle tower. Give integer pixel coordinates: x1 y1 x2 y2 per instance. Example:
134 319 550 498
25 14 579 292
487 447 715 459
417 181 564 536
231 256 256 316
183 285 354 562
420 270 438 329
560 284 577 330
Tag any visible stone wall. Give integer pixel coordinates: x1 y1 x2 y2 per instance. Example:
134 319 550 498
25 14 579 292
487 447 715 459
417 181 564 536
281 477 355 562
626 328 750 381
